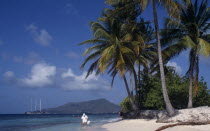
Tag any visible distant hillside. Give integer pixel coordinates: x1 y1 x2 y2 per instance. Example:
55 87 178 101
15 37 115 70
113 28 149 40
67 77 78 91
42 99 121 114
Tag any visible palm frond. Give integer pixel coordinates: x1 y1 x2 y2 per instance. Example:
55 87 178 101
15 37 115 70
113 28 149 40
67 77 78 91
82 44 107 56
80 51 101 69
162 36 195 62
161 0 180 19
90 22 108 33
94 28 111 39
79 39 109 45
85 59 100 78
198 38 210 56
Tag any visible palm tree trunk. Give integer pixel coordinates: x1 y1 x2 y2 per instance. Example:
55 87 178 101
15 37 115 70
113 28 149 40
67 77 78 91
132 66 140 109
152 0 175 116
138 62 141 108
123 76 138 111
194 55 199 95
188 74 193 108
133 68 138 97
187 53 196 108
131 66 138 97
187 64 194 108
187 49 197 108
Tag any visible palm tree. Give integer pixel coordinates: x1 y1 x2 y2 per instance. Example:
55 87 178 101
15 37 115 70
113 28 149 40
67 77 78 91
105 0 179 116
103 5 156 109
161 0 210 108
80 17 139 110
80 1 157 110
126 19 156 108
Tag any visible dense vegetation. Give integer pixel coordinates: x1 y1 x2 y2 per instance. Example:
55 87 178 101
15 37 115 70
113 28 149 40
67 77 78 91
120 68 210 112
80 0 210 116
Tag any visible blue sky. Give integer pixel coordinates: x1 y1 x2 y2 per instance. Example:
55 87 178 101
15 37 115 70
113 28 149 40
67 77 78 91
0 0 209 114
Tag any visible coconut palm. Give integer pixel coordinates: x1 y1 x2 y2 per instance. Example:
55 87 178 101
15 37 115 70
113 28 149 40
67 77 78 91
80 0 157 110
79 17 139 110
125 19 156 108
105 0 179 116
101 7 156 109
161 0 210 108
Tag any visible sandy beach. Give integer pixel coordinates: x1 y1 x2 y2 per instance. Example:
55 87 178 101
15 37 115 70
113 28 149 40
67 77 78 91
101 119 210 131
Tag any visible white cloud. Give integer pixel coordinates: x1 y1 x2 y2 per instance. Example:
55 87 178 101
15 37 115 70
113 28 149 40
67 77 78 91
3 71 15 78
20 63 56 87
61 68 75 78
167 61 182 74
2 64 109 91
61 68 109 91
26 24 53 46
2 71 17 85
35 30 52 46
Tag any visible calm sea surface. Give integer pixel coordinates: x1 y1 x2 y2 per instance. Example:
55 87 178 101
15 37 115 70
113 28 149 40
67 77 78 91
0 114 120 131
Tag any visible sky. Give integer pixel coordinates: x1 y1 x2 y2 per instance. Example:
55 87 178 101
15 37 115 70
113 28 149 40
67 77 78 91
0 0 209 114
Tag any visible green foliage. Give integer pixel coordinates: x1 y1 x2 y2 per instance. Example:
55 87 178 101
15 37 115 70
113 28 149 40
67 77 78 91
194 77 210 107
161 0 210 107
121 68 210 112
120 97 133 112
80 0 210 113
143 87 164 110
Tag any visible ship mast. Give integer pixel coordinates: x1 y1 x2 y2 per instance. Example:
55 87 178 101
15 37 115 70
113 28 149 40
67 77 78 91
31 98 32 112
35 100 37 111
40 99 42 112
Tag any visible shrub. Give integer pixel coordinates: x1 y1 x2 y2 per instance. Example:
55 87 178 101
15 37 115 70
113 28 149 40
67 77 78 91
120 70 210 112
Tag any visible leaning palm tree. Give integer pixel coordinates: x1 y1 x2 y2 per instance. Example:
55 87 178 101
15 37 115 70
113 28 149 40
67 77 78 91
124 18 156 108
80 17 139 110
80 2 157 110
161 0 210 108
105 0 179 116
103 5 156 109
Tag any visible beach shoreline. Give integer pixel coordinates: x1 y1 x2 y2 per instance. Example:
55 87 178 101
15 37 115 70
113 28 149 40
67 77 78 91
101 119 210 131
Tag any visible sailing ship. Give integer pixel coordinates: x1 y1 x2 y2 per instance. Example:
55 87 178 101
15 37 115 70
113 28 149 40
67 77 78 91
25 98 48 114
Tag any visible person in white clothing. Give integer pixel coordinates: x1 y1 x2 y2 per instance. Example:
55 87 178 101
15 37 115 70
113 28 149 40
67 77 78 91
81 113 88 126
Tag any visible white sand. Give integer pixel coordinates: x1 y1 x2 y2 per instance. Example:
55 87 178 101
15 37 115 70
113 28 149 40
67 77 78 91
101 119 210 131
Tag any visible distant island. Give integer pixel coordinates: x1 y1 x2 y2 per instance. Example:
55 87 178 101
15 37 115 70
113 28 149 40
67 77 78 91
25 99 121 114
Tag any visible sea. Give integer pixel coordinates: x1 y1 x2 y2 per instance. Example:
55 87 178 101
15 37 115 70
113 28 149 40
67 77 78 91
0 114 120 131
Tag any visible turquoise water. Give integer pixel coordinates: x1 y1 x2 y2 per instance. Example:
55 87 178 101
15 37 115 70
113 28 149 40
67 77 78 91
0 114 120 131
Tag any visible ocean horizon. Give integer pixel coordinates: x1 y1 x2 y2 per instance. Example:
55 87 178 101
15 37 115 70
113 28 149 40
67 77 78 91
0 114 120 131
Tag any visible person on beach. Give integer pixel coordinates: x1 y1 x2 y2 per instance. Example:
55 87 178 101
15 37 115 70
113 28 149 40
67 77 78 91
118 110 124 119
81 113 88 126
